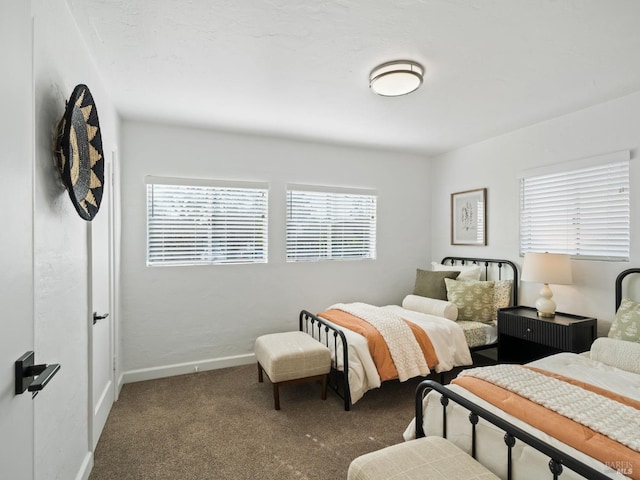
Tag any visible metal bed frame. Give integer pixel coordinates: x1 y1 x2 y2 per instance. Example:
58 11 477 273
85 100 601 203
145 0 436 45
414 380 611 480
441 257 518 352
615 267 640 310
411 267 640 479
299 256 519 411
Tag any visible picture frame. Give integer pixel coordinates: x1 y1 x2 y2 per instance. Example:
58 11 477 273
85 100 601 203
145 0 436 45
451 188 487 245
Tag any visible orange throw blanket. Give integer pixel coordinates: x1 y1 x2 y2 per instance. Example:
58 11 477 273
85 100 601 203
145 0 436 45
318 308 439 381
452 371 639 479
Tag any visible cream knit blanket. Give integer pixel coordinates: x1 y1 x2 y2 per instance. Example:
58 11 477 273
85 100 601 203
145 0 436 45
332 302 430 381
459 364 640 452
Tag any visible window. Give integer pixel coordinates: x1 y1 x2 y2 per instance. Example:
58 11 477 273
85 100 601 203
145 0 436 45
286 186 377 262
146 177 268 266
519 156 630 261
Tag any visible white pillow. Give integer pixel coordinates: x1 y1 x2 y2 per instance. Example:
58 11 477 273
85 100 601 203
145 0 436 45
590 337 640 374
431 262 482 281
402 294 458 321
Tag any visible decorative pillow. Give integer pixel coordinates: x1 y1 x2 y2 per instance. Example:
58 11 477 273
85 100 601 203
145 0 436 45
402 294 458 321
492 280 513 322
414 269 460 300
431 262 482 281
590 337 640 374
608 298 640 343
445 278 495 323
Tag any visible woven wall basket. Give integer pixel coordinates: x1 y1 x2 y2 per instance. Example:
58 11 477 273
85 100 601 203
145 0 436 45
54 84 105 221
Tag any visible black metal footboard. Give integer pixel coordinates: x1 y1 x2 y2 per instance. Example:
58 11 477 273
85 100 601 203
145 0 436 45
415 380 610 480
299 310 351 410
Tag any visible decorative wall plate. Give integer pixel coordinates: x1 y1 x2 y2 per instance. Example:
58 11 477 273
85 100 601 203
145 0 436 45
54 84 104 221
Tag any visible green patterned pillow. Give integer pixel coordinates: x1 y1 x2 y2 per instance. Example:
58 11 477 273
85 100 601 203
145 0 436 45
445 279 495 323
492 280 513 322
608 298 640 343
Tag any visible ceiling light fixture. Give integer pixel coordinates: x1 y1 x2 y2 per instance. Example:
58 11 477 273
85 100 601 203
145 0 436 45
369 60 424 97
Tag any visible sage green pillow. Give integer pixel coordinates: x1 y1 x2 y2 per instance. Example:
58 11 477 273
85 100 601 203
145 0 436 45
414 269 460 301
608 298 640 343
445 278 495 323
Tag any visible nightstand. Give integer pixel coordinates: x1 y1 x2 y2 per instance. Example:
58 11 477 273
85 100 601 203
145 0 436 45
497 306 596 364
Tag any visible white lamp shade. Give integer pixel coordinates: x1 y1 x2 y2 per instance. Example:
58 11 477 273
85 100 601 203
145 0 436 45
521 252 572 285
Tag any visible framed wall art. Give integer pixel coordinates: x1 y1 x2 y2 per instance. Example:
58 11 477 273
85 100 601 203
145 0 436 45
451 188 486 245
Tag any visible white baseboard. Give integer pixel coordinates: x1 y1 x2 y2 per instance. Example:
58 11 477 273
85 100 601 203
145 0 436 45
115 371 124 400
121 353 256 384
75 451 93 480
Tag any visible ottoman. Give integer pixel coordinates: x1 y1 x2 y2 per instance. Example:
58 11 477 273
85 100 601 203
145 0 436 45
255 331 331 410
347 436 500 480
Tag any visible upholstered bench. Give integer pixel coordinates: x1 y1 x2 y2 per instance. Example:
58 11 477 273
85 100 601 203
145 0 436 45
254 331 331 410
347 436 499 480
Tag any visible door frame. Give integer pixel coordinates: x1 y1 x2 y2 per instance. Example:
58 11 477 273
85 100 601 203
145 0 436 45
88 149 117 451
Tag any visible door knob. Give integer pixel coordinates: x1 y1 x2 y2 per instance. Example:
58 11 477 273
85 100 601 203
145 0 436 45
15 351 60 398
93 312 109 325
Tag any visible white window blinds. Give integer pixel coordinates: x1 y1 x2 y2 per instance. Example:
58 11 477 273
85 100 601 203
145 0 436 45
519 159 630 261
146 178 268 266
286 187 377 262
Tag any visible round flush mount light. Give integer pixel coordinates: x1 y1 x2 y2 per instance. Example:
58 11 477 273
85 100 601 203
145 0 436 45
369 60 424 97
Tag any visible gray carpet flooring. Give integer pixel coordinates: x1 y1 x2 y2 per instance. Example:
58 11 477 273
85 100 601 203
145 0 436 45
89 363 431 480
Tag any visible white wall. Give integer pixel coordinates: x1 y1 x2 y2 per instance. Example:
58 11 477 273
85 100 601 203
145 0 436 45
430 91 640 335
119 121 431 378
0 2 35 479
32 0 120 478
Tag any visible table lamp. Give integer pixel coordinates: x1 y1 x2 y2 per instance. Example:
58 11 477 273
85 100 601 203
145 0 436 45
521 252 572 317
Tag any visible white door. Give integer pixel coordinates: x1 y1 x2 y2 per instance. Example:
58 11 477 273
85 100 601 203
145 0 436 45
90 152 115 449
0 2 35 478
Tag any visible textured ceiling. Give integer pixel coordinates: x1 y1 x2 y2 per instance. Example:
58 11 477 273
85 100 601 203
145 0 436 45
66 0 640 156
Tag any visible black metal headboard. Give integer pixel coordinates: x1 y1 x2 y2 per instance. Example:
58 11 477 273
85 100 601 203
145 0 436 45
615 268 640 310
440 257 519 307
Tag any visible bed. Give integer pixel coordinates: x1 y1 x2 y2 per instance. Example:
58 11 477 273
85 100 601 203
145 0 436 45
403 267 640 479
299 256 519 410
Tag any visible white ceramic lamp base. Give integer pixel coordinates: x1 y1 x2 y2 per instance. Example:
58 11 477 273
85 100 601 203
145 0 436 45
535 283 556 317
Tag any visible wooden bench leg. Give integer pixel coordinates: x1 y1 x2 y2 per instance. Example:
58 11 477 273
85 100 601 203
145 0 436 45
257 366 328 410
273 383 280 410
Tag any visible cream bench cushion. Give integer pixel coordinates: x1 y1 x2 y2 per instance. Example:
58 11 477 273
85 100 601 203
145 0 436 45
347 436 499 480
255 331 331 383
255 331 331 409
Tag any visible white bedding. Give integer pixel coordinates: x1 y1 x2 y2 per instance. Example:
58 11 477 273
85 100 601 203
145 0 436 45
323 304 473 405
332 303 430 382
403 352 640 479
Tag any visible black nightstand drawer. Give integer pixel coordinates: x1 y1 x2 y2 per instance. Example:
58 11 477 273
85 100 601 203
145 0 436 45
499 312 571 349
498 306 596 363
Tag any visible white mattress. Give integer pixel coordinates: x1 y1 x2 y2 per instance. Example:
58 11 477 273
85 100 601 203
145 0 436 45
404 352 640 479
